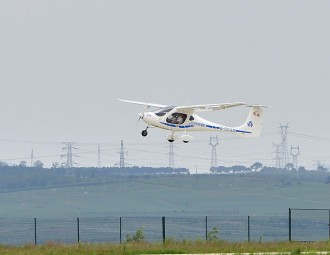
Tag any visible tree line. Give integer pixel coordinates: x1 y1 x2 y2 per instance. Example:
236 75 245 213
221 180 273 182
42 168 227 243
0 163 189 192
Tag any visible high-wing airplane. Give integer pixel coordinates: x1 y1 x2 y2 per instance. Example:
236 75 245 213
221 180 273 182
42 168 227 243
117 99 267 143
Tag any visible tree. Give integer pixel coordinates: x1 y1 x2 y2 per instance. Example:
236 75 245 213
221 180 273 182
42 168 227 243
19 161 27 167
0 161 8 167
250 162 263 172
297 166 306 172
33 160 44 168
51 162 60 168
285 163 294 171
317 165 328 172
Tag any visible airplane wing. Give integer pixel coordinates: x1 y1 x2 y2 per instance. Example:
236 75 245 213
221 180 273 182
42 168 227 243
116 99 168 108
175 102 246 113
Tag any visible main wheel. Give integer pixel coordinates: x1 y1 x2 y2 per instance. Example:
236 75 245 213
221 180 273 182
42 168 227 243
168 139 174 143
141 130 148 137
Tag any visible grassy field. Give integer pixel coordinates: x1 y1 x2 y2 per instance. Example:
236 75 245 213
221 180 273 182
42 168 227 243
0 240 329 255
0 174 329 218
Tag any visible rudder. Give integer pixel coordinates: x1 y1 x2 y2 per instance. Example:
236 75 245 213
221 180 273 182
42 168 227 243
235 105 266 138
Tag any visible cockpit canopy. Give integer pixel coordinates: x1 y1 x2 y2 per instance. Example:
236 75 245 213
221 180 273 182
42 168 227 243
154 107 174 116
154 107 190 125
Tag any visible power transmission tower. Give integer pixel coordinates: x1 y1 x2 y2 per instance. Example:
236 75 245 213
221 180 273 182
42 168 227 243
290 145 300 169
97 144 101 168
61 142 78 170
119 140 126 168
272 142 281 168
30 149 34 167
209 136 219 170
313 160 326 171
279 124 289 168
169 142 174 168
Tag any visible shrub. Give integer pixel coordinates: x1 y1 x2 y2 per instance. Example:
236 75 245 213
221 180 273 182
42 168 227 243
126 228 145 242
207 227 220 242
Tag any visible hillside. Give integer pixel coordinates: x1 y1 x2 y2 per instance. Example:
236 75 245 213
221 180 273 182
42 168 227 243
0 173 329 218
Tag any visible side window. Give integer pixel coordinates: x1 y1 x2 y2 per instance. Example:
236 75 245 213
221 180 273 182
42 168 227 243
166 113 187 124
189 116 194 121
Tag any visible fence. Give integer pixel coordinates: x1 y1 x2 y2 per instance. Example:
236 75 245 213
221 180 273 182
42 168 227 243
289 208 330 242
0 210 328 245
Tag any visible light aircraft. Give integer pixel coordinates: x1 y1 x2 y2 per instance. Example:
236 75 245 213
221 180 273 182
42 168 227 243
117 99 267 143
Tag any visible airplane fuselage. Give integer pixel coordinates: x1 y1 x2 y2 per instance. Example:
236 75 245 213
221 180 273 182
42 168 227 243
142 112 239 134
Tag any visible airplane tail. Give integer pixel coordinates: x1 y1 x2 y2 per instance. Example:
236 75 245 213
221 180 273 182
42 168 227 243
234 105 267 138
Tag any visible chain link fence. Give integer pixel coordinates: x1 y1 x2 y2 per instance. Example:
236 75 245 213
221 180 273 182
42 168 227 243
289 208 330 242
0 211 329 245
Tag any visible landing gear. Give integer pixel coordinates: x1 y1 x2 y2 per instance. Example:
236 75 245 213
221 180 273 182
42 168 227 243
166 133 176 143
141 126 151 137
181 133 193 143
141 129 148 137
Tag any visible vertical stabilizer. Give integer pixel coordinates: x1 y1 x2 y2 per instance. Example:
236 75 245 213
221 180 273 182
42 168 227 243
235 105 266 138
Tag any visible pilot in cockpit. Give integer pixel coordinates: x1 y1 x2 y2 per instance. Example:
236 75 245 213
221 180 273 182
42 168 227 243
167 113 186 124
177 115 184 124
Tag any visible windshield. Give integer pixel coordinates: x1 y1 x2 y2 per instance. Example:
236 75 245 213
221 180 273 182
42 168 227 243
154 107 174 116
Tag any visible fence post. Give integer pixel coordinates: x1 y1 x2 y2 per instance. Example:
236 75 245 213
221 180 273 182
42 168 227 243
34 218 37 246
77 217 80 244
328 210 330 240
248 216 250 242
120 217 122 244
162 216 165 244
205 216 208 241
289 208 292 241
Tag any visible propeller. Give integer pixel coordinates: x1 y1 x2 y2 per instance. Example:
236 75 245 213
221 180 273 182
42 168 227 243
137 112 144 125
137 105 149 125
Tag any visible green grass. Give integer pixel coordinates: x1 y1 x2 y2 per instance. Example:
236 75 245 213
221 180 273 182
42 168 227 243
0 240 329 255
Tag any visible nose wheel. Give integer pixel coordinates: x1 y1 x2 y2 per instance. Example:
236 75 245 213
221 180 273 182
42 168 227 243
141 129 148 137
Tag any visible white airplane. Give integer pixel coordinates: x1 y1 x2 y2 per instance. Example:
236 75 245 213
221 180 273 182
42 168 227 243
117 99 267 143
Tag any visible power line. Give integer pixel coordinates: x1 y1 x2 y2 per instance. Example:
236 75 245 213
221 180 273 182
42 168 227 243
288 132 330 143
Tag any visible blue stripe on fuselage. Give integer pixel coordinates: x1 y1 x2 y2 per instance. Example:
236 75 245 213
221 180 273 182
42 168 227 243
235 130 252 134
160 122 251 133
160 122 176 127
160 122 192 128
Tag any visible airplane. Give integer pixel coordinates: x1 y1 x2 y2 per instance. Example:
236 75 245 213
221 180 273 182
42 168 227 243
117 99 267 143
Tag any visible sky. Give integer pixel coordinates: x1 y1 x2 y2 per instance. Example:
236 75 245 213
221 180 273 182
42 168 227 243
0 1 329 172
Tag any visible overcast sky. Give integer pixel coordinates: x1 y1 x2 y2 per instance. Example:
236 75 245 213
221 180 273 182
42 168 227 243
0 1 329 172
